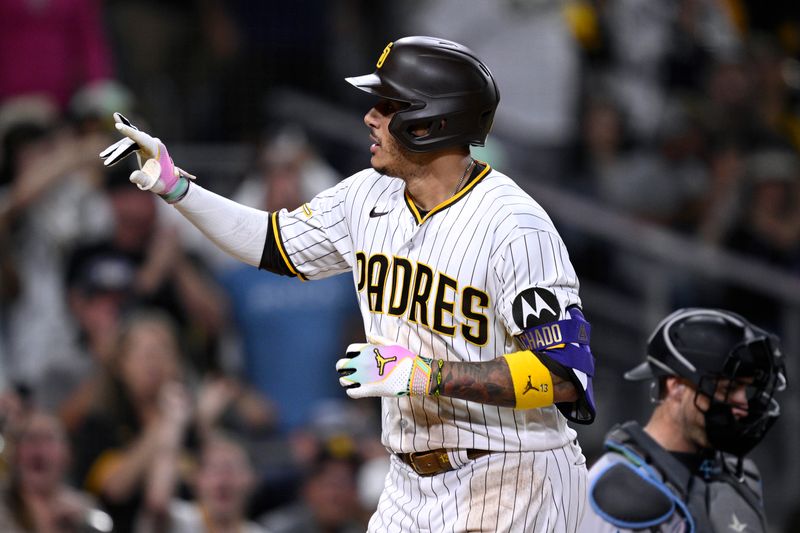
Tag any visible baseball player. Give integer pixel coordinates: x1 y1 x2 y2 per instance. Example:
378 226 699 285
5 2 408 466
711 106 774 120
100 36 596 532
580 308 787 533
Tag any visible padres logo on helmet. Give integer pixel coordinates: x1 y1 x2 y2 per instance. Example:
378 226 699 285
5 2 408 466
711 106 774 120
376 42 393 68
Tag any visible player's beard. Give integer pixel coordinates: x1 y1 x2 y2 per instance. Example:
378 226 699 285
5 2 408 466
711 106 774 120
372 134 427 181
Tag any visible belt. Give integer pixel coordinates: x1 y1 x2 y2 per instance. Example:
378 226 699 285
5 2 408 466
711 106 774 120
396 449 491 477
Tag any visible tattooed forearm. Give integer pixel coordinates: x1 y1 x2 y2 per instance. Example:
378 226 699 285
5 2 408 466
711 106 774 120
438 359 578 407
440 359 516 407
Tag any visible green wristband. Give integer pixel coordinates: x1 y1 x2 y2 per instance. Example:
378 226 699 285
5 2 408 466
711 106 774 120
161 176 190 204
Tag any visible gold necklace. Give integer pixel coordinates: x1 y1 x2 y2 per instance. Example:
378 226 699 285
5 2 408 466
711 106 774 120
452 158 476 197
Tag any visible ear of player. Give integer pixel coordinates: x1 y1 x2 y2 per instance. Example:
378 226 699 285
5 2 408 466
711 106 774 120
336 339 435 399
99 113 195 203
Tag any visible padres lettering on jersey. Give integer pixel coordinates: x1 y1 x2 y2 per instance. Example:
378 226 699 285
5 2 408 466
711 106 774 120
355 252 489 345
275 163 582 453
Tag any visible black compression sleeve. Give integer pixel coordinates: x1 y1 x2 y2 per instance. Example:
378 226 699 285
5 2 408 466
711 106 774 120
259 213 297 277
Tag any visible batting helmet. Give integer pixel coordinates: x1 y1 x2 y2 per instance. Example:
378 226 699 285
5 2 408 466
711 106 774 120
626 308 787 456
345 36 500 153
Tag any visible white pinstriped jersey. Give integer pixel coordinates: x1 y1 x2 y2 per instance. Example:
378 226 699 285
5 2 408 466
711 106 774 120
275 163 581 453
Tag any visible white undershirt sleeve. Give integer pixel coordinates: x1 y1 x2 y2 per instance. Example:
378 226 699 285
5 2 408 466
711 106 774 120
173 183 268 267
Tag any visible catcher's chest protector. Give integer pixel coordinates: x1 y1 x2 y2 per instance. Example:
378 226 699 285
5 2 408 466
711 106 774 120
594 421 768 532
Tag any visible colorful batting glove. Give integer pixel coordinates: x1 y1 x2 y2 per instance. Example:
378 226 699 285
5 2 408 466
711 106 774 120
336 338 434 399
99 113 195 203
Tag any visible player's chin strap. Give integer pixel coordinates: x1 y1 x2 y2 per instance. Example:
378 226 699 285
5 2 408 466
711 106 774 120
516 306 596 424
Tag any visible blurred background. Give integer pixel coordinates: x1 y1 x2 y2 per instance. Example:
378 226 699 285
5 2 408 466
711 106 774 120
0 0 799 531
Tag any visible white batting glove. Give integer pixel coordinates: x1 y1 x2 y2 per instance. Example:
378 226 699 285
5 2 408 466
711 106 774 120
336 336 435 399
99 113 195 202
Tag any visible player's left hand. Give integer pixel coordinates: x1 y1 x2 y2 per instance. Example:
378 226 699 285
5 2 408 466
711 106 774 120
336 336 434 399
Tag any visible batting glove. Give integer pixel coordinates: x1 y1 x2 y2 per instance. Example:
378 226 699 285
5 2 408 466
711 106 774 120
336 336 434 399
99 113 195 203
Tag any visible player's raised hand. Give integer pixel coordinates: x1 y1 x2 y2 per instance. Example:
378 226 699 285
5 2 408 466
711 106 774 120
336 341 435 399
99 113 194 202
98 113 141 167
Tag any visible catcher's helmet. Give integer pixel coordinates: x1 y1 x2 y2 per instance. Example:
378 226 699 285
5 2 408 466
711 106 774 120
626 308 787 456
345 36 499 153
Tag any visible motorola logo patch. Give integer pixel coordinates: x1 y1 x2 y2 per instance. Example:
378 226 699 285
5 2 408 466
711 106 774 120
512 288 560 329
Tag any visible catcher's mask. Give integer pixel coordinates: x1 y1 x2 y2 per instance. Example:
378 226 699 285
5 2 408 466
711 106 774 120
345 36 499 153
625 308 787 457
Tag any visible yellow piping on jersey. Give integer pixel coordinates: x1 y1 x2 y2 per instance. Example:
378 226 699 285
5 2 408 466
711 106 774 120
272 211 307 281
405 162 491 224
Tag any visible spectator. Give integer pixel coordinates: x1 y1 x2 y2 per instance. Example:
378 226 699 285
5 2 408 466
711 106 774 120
246 398 381 521
66 175 228 375
580 95 710 229
44 253 136 431
193 375 277 461
0 387 30 477
298 400 386 522
726 146 800 266
230 126 340 212
699 37 800 153
0 0 114 109
749 36 800 151
161 432 266 533
194 374 280 492
259 444 364 533
569 94 704 295
696 139 748 245
721 147 800 328
291 399 382 466
0 410 112 532
700 57 758 149
67 80 135 135
595 0 742 141
0 96 112 392
70 310 193 533
190 372 277 521
103 0 229 140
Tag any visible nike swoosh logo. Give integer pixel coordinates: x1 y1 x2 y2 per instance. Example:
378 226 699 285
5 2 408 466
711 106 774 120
369 207 390 218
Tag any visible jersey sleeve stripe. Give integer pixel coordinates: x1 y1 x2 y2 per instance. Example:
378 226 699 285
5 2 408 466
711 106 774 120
272 211 307 281
295 248 341 266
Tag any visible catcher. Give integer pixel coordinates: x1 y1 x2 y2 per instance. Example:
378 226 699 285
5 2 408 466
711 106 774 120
580 308 787 533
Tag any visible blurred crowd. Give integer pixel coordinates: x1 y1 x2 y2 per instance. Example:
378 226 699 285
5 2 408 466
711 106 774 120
563 0 800 332
0 0 799 531
0 89 380 532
